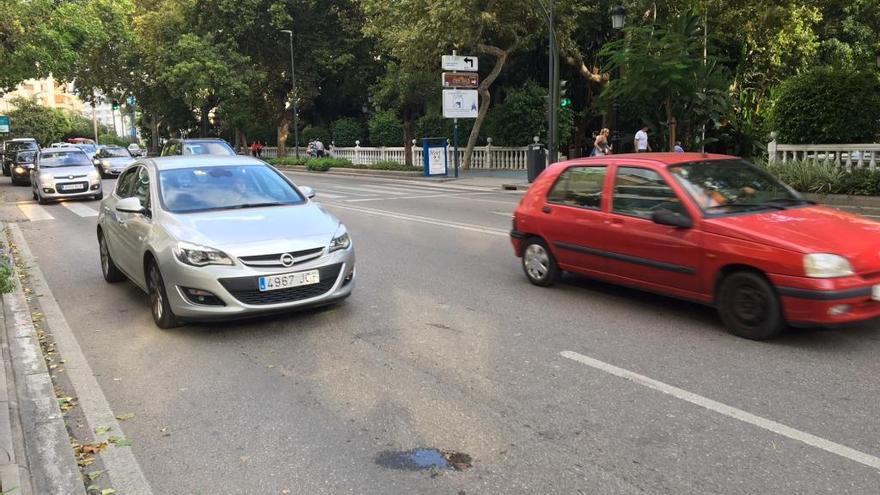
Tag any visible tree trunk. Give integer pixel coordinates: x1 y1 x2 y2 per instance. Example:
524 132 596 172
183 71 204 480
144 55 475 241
150 112 160 155
665 96 675 151
200 103 211 137
463 42 516 169
277 118 290 157
402 108 414 166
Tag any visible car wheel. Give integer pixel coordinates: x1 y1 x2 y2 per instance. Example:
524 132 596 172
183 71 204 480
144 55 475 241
718 271 784 340
32 190 38 201
93 193 103 201
147 261 180 329
37 193 49 205
99 233 126 283
522 238 560 287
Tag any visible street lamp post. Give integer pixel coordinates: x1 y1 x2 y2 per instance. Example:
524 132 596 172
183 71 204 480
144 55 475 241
610 5 626 154
280 29 300 158
535 0 559 164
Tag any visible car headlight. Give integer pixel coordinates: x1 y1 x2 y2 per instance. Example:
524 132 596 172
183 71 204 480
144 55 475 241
89 170 101 181
13 166 25 174
804 253 854 278
39 173 52 183
329 225 351 252
174 241 234 267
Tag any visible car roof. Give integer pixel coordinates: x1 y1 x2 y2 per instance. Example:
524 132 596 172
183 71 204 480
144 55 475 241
8 138 37 142
144 155 266 171
561 152 737 168
167 138 229 143
41 147 88 154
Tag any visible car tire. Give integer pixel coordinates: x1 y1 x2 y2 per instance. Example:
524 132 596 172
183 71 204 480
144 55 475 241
521 237 560 287
32 190 38 201
147 261 181 329
718 271 784 340
37 193 49 205
99 233 126 283
93 193 103 201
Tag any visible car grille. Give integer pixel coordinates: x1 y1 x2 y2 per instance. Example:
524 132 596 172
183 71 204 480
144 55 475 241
238 247 325 268
56 181 89 194
218 263 342 305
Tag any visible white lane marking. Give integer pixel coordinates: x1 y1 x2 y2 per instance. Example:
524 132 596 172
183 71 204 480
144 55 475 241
490 211 514 217
320 188 375 197
18 203 54 221
9 224 155 493
315 192 345 199
61 201 99 218
560 350 880 471
325 184 409 196
323 202 508 236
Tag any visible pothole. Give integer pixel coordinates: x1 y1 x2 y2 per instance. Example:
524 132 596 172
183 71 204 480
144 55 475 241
376 448 472 471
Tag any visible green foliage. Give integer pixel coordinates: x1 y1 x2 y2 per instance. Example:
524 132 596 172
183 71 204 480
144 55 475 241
332 118 365 147
769 68 880 144
268 157 418 172
268 157 310 167
307 160 333 172
488 82 573 147
301 127 329 144
7 97 70 146
757 160 880 195
368 111 403 147
415 112 450 141
0 263 15 294
98 134 130 146
369 160 420 171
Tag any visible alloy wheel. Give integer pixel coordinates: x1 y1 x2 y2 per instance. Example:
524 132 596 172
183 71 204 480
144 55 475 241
524 244 549 281
149 265 164 321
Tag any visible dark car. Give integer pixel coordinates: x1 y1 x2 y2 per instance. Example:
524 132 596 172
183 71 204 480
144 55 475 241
3 138 39 176
160 138 235 157
11 150 36 185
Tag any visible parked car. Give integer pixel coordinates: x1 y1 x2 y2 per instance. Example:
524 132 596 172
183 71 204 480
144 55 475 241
128 143 146 157
510 153 880 340
31 147 103 203
97 155 355 328
3 138 39 176
160 138 235 157
94 145 135 177
11 150 36 185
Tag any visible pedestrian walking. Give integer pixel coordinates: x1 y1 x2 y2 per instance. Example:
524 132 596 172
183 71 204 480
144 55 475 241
256 141 264 158
634 126 651 152
250 141 258 157
591 128 612 156
314 139 325 158
673 141 684 153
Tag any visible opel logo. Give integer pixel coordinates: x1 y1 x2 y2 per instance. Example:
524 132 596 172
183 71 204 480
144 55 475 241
280 253 295 267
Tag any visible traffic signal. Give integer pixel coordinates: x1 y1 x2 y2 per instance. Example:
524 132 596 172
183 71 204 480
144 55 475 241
559 80 570 108
560 98 572 108
112 100 119 110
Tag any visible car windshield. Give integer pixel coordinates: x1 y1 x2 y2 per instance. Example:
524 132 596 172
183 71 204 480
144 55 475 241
6 141 37 152
183 141 234 156
75 144 97 154
40 150 92 168
669 159 804 216
99 147 131 158
159 164 305 213
16 151 35 163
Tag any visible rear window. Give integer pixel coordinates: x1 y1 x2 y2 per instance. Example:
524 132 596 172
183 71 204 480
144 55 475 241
183 141 235 156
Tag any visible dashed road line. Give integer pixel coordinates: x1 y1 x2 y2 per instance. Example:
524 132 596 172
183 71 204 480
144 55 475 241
17 203 54 222
560 350 880 471
323 202 508 236
61 202 99 218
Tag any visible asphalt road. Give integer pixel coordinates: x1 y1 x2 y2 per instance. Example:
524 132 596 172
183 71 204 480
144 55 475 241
3 170 880 494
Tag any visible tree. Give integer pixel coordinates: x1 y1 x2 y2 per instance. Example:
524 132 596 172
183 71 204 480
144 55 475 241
6 97 70 145
362 0 543 168
371 62 436 164
368 111 404 147
489 81 573 146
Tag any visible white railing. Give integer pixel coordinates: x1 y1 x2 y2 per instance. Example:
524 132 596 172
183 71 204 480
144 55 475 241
768 141 880 170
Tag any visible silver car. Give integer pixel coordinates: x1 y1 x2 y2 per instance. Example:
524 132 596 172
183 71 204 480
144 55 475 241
96 156 355 328
95 145 136 177
32 147 103 203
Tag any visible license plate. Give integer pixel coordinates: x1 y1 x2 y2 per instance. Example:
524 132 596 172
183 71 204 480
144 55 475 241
61 183 84 191
872 285 880 301
258 270 320 292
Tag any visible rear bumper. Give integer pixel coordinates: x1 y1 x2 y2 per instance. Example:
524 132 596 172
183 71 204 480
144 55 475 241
771 274 880 325
510 230 526 257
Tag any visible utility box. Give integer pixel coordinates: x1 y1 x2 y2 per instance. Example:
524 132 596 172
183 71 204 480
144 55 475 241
527 143 547 183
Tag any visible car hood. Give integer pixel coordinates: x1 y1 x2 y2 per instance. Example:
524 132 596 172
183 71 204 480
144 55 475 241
101 157 135 168
41 165 97 178
162 202 341 256
703 205 880 273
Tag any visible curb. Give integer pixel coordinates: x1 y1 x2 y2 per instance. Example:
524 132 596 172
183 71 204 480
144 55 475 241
2 224 85 495
273 165 423 178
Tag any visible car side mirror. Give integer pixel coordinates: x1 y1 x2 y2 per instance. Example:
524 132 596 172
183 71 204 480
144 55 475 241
651 208 693 228
116 197 144 214
299 186 316 199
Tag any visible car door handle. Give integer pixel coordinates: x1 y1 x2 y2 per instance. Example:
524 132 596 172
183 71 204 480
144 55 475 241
541 206 552 214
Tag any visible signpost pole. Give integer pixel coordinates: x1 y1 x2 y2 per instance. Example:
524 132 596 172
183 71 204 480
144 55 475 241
453 118 460 178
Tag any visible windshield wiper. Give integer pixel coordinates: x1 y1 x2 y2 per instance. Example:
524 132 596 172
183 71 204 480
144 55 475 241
706 203 785 212
228 202 288 209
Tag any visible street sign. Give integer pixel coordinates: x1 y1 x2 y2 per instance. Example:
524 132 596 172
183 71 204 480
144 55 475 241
442 72 479 88
441 55 478 72
442 89 479 119
0 116 9 133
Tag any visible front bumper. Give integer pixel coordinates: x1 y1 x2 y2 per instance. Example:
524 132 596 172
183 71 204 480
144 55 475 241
37 178 102 199
11 167 31 182
162 247 356 320
771 273 880 325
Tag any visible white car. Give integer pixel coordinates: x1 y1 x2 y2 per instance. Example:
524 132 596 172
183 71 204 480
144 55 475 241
128 143 145 157
31 147 103 203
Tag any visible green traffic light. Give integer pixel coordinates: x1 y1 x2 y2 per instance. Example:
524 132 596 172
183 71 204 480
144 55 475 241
560 98 572 108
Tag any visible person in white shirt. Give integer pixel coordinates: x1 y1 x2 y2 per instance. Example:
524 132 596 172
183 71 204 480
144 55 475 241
314 140 326 157
634 126 651 152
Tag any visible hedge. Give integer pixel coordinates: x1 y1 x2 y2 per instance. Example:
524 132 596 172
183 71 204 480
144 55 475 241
759 160 880 196
267 157 419 172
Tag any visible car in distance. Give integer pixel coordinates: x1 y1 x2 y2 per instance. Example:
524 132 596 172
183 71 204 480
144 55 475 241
11 150 36 185
510 153 880 340
128 143 146 157
73 142 99 161
160 138 235 157
31 147 103 203
3 138 39 176
95 145 135 177
97 155 355 328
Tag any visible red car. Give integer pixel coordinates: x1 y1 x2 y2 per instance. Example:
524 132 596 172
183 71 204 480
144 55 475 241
510 153 880 339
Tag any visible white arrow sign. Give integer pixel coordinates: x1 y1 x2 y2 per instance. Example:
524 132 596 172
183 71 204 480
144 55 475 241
442 55 478 72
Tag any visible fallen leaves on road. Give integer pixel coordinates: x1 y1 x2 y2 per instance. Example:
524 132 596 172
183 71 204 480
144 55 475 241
94 425 112 435
86 470 104 481
107 436 133 447
73 441 108 468
57 396 77 412
115 413 135 421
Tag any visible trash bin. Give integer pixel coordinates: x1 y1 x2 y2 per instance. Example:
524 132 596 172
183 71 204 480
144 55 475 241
527 143 547 183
